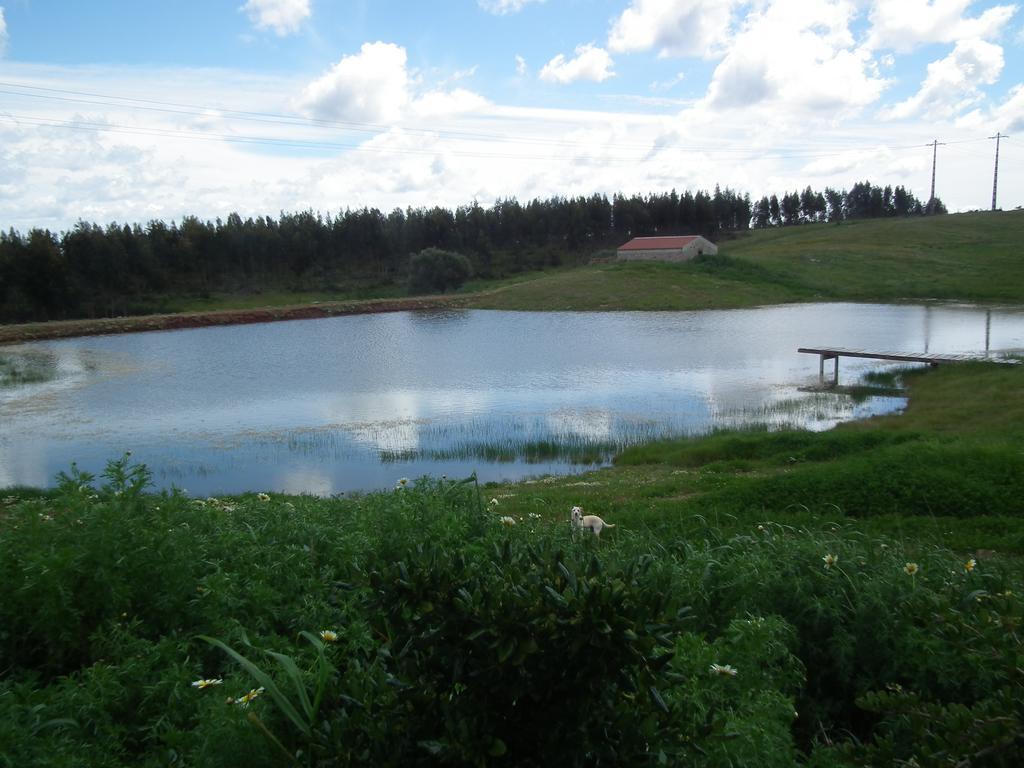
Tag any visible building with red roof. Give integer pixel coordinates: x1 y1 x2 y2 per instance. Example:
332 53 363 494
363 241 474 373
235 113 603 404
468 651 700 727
616 235 717 262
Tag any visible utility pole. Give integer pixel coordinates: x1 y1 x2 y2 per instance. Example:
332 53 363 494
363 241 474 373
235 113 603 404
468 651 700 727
929 139 944 207
988 132 1006 211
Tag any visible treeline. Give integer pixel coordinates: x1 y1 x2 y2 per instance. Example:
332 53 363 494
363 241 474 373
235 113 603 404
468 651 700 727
751 181 944 227
0 181 941 323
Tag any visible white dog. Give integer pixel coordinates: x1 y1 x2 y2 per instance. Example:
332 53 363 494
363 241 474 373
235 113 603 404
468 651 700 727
571 505 616 538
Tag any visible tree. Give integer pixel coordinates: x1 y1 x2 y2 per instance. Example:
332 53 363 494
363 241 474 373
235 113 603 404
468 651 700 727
824 188 845 222
780 192 801 225
408 248 473 295
754 197 772 228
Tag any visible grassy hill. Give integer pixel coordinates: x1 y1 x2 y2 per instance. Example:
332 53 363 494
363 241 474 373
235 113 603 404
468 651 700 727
468 209 1024 311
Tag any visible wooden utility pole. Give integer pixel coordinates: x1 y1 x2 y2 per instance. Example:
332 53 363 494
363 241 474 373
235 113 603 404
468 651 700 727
988 132 1006 211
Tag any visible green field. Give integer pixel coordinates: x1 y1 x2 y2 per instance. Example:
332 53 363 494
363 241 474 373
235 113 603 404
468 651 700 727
2 361 1022 766
469 210 1024 311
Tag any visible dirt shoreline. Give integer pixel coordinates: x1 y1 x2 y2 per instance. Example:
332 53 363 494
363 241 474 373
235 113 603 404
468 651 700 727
0 294 471 345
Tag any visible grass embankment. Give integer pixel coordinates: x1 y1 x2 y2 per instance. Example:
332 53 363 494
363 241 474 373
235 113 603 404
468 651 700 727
470 210 1024 310
1 362 1022 766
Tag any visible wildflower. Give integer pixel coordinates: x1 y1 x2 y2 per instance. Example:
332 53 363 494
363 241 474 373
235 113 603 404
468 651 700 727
233 687 265 707
256 492 271 502
904 562 919 576
192 499 207 508
709 663 738 677
319 629 339 643
395 478 409 489
489 498 499 507
500 516 516 527
191 678 223 690
822 553 838 569
964 558 976 573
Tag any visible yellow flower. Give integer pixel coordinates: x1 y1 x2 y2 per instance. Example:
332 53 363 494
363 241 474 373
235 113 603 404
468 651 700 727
233 687 265 707
191 678 223 690
964 558 976 573
319 629 339 643
709 663 738 677
904 562 919 576
822 553 838 569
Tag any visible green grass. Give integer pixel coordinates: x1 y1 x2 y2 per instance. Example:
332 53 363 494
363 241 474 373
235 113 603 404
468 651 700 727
468 210 1024 310
158 284 407 313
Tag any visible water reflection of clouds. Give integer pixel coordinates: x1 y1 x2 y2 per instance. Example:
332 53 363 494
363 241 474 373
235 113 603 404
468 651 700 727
4 303 1024 496
274 467 335 496
0 443 50 488
544 408 614 441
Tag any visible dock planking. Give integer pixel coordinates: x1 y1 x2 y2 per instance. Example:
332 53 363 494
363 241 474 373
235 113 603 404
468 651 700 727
798 346 1017 386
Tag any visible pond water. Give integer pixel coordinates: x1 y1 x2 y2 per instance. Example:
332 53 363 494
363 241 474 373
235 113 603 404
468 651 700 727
2 303 1022 496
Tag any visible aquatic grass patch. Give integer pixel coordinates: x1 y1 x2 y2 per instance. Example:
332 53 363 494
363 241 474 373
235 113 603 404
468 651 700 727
0 349 58 387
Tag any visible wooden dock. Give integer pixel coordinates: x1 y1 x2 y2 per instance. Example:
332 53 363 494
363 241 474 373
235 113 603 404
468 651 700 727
798 346 1015 386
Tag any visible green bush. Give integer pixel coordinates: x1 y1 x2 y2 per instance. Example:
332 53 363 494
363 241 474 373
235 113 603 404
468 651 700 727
1 460 1022 766
407 248 473 294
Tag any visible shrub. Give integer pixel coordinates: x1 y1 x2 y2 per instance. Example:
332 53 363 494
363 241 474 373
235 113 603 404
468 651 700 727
407 248 472 294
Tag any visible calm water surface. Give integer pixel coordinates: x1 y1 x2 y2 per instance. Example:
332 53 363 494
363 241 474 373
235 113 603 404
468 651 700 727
2 304 1021 495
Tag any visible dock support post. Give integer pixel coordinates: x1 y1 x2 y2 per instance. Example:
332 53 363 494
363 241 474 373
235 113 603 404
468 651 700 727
819 354 839 387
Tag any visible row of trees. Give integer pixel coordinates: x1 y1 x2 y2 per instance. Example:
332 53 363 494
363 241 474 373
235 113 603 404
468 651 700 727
1 181 943 322
752 182 944 227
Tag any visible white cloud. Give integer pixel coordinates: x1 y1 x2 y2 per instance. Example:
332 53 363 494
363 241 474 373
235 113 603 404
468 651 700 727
608 0 740 58
992 83 1024 132
882 38 1004 120
478 0 545 14
703 1 888 114
650 72 686 91
240 0 311 37
0 7 8 57
867 0 1017 53
297 42 411 122
515 54 527 75
409 88 489 119
297 43 490 124
539 44 615 84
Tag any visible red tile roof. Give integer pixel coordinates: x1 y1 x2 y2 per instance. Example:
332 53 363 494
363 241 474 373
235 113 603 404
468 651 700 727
617 235 701 251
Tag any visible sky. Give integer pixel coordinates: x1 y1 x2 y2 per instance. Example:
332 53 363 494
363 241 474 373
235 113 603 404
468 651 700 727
0 0 1022 232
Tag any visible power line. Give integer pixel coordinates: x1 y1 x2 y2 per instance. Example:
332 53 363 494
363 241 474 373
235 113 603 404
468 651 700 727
0 79 948 161
4 110 951 166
